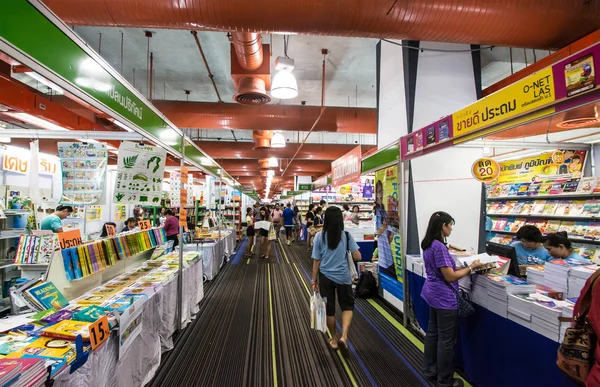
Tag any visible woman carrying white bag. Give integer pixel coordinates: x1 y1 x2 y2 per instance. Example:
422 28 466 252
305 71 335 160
311 207 362 355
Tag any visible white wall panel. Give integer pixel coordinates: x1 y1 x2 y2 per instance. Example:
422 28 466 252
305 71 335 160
378 40 408 148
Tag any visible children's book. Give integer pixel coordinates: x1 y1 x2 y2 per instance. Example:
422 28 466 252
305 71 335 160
500 185 511 197
531 200 547 215
6 337 77 363
583 200 600 216
20 355 66 378
415 132 423 150
507 184 520 197
0 335 37 356
24 282 68 312
550 181 566 195
512 201 525 214
538 181 553 196
517 183 530 196
520 202 533 215
41 320 91 342
570 200 587 216
542 201 558 215
593 179 600 194
563 179 579 193
509 218 526 233
533 219 548 233
500 235 514 245
488 202 501 214
502 202 516 214
558 221 576 235
492 185 504 197
545 220 562 234
426 126 435 146
584 223 600 240
504 218 516 232
554 201 571 216
527 183 541 196
75 293 114 306
577 177 596 194
571 222 589 239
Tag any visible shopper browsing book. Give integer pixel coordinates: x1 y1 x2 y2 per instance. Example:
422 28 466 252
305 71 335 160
421 212 484 387
311 207 361 354
163 209 179 248
511 225 552 265
40 205 73 233
544 232 586 261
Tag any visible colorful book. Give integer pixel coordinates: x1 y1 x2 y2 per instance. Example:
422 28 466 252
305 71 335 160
75 293 114 306
570 200 587 216
6 336 77 363
527 183 541 196
545 220 562 234
535 285 564 300
24 282 68 311
504 218 516 232
583 200 600 216
517 183 530 196
41 320 91 342
0 336 37 356
558 221 576 235
520 202 533 215
20 355 66 377
502 202 516 214
538 181 553 195
512 201 525 214
593 179 600 194
577 177 596 194
564 179 580 193
507 184 520 197
571 222 589 238
500 185 511 197
533 219 548 233
488 202 501 214
542 201 558 215
554 201 571 216
531 200 547 215
584 223 600 240
492 185 504 197
509 218 526 233
549 181 566 195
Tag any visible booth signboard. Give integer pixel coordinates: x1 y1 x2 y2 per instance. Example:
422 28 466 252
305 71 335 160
374 166 403 289
313 174 331 189
332 146 361 187
401 117 454 160
496 149 587 185
115 142 167 206
58 142 107 205
298 183 314 191
2 149 58 176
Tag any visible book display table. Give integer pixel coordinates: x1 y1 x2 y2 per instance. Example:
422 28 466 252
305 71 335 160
186 231 236 281
52 256 204 387
407 270 576 387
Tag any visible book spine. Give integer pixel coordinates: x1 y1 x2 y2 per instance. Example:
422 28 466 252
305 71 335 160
61 249 74 281
88 244 99 273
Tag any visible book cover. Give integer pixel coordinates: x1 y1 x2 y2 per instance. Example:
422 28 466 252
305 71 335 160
542 201 558 215
40 309 73 325
570 200 587 216
41 320 91 342
426 126 435 146
593 179 600 194
488 202 501 214
6 337 77 363
579 247 600 261
438 121 450 141
24 282 68 311
584 223 600 240
520 202 533 215
500 185 511 197
507 184 520 197
517 183 530 196
554 201 570 216
502 202 516 214
492 185 504 197
512 201 525 214
415 132 423 150
571 222 589 239
545 220 562 234
538 181 553 195
20 355 66 377
531 200 547 215
559 221 576 235
577 177 596 194
535 285 564 300
106 295 146 313
510 218 526 233
564 179 580 193
500 235 514 245
585 200 600 215
533 219 548 233
527 183 541 196
504 218 516 232
75 293 114 306
549 181 566 195
0 336 37 356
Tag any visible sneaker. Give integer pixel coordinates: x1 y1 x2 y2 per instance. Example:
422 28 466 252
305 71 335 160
450 378 464 387
286 240 291 246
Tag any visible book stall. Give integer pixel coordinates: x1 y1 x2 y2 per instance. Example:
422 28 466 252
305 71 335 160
0 4 250 385
398 39 600 387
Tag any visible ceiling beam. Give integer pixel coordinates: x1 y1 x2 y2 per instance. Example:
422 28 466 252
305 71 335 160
217 159 331 173
199 142 375 160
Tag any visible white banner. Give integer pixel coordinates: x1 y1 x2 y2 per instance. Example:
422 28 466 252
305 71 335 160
114 142 167 206
58 142 107 205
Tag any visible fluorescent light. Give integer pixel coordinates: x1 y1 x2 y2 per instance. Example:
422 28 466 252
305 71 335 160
74 77 112 92
0 136 10 143
3 112 68 131
25 72 64 94
200 157 214 166
268 157 278 167
113 120 134 133
271 131 286 148
271 70 298 99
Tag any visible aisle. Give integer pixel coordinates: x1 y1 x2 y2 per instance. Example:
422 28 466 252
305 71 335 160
149 238 434 387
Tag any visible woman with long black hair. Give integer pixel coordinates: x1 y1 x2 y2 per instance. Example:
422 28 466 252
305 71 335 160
421 211 483 387
258 206 273 259
311 207 361 354
245 207 255 258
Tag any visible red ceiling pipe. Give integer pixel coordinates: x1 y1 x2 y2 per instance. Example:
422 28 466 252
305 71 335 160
231 32 263 71
43 0 600 49
152 100 376 134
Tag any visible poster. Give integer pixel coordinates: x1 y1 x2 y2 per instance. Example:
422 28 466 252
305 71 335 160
179 167 188 227
564 53 595 97
86 205 102 221
374 165 403 288
118 297 145 358
497 149 587 185
114 142 167 206
169 171 181 208
58 142 107 205
115 205 127 221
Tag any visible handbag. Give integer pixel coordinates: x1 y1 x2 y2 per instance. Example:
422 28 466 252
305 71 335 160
344 232 359 282
267 224 277 241
557 270 600 385
445 282 475 318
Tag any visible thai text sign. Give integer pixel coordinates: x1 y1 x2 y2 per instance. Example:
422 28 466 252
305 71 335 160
331 146 361 187
452 67 555 138
2 152 57 175
497 149 586 185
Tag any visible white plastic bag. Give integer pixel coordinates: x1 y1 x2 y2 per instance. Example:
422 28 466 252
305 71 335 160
310 292 327 333
347 252 359 282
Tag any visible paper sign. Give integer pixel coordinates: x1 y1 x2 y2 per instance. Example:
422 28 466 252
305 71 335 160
58 229 83 250
89 316 110 350
471 158 500 182
118 297 145 358
105 224 116 237
179 208 187 228
138 220 152 231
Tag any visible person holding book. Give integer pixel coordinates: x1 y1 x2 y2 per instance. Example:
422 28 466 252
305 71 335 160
40 205 73 233
544 232 586 261
421 211 484 387
511 225 552 265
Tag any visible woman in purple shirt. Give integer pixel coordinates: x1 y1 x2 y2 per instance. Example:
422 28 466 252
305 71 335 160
163 209 180 248
421 212 483 387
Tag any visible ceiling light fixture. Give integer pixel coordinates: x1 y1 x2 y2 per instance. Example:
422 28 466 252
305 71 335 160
200 157 214 166
268 157 278 167
271 131 286 148
25 72 64 94
113 120 135 133
271 70 298 99
2 112 68 131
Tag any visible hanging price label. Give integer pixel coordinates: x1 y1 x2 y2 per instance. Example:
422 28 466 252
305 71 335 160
105 224 116 237
138 220 152 230
58 229 83 250
89 316 110 350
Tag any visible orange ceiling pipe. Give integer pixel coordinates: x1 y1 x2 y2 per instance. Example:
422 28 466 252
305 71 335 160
231 33 263 71
253 130 272 151
44 0 600 49
153 101 376 134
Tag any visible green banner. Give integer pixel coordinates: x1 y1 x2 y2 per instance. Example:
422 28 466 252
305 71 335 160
362 143 399 173
298 183 314 191
1 0 223 177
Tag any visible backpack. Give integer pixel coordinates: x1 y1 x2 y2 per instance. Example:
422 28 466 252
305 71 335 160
355 271 378 299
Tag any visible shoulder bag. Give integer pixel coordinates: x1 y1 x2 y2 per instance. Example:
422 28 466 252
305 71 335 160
345 232 359 282
557 269 600 385
444 281 475 318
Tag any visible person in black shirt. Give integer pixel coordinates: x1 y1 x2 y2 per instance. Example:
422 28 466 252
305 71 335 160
306 203 316 251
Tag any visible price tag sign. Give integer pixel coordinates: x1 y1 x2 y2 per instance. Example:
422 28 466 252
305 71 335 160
105 224 116 237
139 220 152 231
89 315 110 350
471 157 500 183
58 229 83 250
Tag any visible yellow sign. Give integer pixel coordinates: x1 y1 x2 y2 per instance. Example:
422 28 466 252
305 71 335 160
497 150 586 185
452 67 555 138
471 158 500 182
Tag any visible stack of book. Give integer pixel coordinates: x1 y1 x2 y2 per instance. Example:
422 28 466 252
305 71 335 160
1 358 46 387
471 275 489 306
559 298 577 343
0 359 21 387
530 296 570 341
568 265 599 298
485 275 536 318
507 293 538 329
526 265 545 285
544 259 591 292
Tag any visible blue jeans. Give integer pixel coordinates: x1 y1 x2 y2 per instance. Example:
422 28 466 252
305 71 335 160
423 306 458 387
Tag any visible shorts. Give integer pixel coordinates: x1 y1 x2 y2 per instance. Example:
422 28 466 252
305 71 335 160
259 228 269 237
318 272 354 316
247 227 255 237
285 225 293 237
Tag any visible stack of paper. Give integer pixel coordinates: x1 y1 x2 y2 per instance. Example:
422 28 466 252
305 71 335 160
526 265 545 285
486 275 536 318
568 265 599 298
544 259 591 292
559 298 578 343
458 275 472 292
0 359 21 387
507 293 540 329
5 358 46 387
531 296 570 341
471 274 489 307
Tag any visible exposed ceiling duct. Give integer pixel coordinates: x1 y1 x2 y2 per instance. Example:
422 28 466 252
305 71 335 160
230 33 271 105
151 101 376 133
43 0 600 49
233 77 271 105
231 32 263 71
253 130 272 151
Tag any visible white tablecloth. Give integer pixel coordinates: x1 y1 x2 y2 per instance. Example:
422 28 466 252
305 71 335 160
54 257 204 387
187 231 236 281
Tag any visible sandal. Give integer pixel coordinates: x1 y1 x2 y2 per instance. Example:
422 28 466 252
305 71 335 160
337 339 349 357
328 338 339 350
